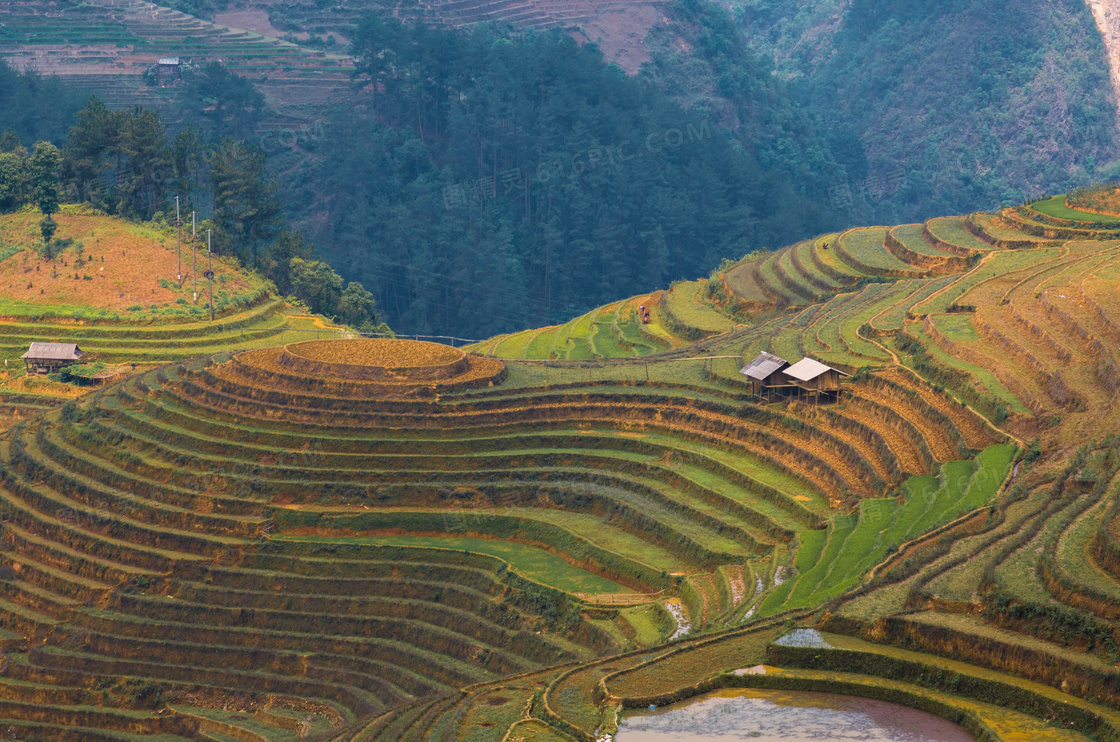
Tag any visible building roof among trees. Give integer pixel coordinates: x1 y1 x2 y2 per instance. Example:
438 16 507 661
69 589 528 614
740 352 791 381
22 342 84 361
785 357 849 382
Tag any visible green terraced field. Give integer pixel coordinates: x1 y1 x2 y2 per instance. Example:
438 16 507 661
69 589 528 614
0 299 999 737
275 535 626 593
662 281 738 338
763 444 1014 614
925 216 992 252
469 295 669 360
493 328 540 357
807 281 914 367
891 223 952 257
1031 195 1120 223
869 276 954 332
837 227 920 274
970 213 1053 245
792 238 847 291
812 238 867 281
913 248 1058 314
899 322 1031 413
350 191 1120 740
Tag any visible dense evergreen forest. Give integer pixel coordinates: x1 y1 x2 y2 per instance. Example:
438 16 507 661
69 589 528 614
292 15 846 337
0 67 383 332
641 0 863 200
0 64 86 147
7 0 1120 337
733 0 1119 223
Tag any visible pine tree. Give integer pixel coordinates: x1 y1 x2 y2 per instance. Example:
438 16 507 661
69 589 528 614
170 123 205 214
207 137 281 266
61 96 113 205
29 141 61 244
0 150 25 212
118 107 168 218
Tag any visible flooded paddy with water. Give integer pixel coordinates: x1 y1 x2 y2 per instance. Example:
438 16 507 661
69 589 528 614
615 688 974 741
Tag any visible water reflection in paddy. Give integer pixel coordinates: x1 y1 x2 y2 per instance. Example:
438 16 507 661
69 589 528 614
615 689 975 741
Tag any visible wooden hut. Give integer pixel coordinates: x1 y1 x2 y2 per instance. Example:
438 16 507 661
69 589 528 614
784 358 849 402
156 57 181 84
740 352 795 401
22 343 85 374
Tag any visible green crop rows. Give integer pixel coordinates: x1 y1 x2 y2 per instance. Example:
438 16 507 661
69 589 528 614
763 445 1014 614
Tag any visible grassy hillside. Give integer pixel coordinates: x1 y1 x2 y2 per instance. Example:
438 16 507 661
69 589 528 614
0 208 262 317
0 208 345 426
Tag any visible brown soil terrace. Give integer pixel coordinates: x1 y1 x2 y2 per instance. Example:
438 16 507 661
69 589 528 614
280 338 469 381
231 341 505 395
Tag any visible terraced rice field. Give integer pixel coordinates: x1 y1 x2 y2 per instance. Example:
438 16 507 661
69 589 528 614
9 195 1120 739
0 0 355 98
0 320 996 738
478 217 1002 357
911 248 1057 315
925 216 993 253
284 534 627 593
433 192 1120 740
1030 195 1120 223
835 227 922 276
763 444 1014 614
660 281 738 339
889 223 954 258
470 295 673 360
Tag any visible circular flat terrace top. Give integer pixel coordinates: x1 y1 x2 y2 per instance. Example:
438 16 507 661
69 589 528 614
284 338 465 370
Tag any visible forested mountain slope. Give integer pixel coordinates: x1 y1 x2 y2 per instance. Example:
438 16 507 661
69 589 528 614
731 0 1120 223
292 19 847 338
6 0 1120 339
1086 0 1120 109
293 0 1120 335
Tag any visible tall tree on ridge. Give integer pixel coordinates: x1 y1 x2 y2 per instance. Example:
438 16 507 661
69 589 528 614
207 137 282 265
0 142 26 212
260 227 313 295
170 123 205 214
184 62 267 140
61 101 170 219
29 141 61 244
61 96 114 205
118 107 169 218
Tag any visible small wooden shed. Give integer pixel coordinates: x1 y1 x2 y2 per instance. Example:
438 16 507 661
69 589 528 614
156 57 181 84
784 357 849 401
740 352 794 401
22 343 85 374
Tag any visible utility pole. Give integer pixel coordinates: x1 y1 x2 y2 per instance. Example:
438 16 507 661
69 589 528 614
175 196 182 287
191 211 197 302
205 229 214 321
